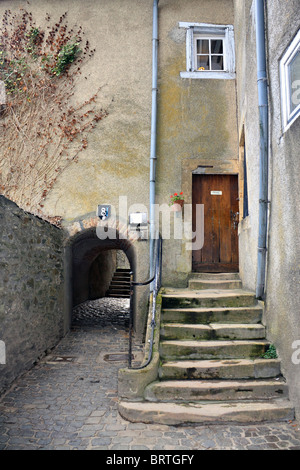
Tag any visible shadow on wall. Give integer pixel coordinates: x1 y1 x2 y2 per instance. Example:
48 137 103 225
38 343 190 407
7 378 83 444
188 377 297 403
69 227 135 307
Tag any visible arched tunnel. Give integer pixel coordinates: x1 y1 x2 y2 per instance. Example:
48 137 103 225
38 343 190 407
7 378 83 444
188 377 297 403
66 226 137 329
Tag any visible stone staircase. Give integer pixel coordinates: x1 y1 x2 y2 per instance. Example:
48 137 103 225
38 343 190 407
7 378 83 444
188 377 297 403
106 268 131 299
119 273 295 425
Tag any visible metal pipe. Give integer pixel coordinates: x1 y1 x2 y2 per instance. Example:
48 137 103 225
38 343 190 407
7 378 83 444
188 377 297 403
128 234 162 370
255 0 269 299
149 0 159 289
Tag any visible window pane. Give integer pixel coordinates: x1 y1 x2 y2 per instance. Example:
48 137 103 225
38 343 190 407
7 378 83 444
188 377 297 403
197 39 209 54
289 50 300 113
211 39 223 54
197 55 209 70
211 55 224 71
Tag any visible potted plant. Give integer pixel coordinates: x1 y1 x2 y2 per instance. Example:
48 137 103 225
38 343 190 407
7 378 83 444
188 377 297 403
169 192 184 211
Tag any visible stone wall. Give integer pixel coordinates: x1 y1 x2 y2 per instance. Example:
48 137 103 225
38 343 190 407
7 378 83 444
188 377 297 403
0 196 65 394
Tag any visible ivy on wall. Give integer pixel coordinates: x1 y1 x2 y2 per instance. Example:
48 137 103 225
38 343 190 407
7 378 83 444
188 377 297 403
0 9 108 216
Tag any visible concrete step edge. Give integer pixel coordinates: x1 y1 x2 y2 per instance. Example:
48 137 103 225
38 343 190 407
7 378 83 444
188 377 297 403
189 280 243 290
118 400 295 425
144 379 289 402
161 290 257 308
159 358 282 380
188 273 241 281
160 339 270 360
160 323 266 340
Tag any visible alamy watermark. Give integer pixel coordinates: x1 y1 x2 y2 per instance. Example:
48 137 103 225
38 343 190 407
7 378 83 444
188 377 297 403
292 340 300 365
292 79 300 108
0 340 5 364
96 196 204 251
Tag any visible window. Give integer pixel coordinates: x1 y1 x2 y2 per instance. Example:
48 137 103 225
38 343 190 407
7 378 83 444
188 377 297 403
280 29 300 131
194 36 224 71
179 22 235 79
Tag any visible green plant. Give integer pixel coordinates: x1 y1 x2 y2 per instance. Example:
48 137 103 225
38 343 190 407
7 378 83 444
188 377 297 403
261 344 278 359
169 192 184 206
51 41 81 76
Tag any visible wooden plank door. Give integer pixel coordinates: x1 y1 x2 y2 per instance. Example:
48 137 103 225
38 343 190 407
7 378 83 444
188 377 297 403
192 174 239 272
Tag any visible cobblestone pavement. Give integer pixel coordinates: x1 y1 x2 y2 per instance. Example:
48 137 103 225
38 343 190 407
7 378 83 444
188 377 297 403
1 298 300 451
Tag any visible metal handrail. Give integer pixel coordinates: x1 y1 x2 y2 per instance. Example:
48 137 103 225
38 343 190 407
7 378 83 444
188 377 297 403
128 233 162 369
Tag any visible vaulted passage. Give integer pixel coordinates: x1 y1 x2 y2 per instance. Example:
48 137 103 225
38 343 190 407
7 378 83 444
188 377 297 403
68 227 136 328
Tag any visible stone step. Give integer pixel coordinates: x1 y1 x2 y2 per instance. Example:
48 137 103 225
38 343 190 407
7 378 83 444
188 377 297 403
160 339 270 361
110 279 131 285
161 289 257 309
112 274 131 280
160 323 266 341
162 305 263 324
106 293 130 298
189 279 243 290
188 273 241 281
108 286 130 293
118 400 294 425
159 359 282 380
144 379 289 402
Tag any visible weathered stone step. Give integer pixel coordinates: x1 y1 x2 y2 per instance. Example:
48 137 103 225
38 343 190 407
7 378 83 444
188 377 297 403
189 279 243 290
160 323 266 340
161 289 257 309
113 274 131 280
159 358 282 380
144 379 288 402
188 273 241 281
118 400 294 425
106 293 130 298
160 340 269 361
162 305 263 324
108 287 130 293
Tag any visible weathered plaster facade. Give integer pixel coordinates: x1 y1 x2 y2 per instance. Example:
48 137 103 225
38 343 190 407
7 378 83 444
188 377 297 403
0 0 238 327
234 0 300 418
2 0 300 418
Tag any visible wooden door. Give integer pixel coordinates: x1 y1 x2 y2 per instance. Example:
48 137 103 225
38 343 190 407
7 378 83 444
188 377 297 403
192 174 239 272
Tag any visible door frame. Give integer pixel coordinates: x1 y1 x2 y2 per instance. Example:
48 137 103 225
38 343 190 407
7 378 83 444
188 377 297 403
192 172 239 273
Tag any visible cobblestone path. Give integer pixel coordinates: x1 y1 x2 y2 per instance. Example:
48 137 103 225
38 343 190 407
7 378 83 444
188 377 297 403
1 298 300 450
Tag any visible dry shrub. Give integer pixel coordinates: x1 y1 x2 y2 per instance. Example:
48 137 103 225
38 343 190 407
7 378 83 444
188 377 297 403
0 9 108 217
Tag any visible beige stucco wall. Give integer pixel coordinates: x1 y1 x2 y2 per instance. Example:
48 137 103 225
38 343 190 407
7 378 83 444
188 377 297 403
233 0 260 292
155 0 238 285
264 0 300 419
0 0 238 339
0 0 238 287
234 0 300 419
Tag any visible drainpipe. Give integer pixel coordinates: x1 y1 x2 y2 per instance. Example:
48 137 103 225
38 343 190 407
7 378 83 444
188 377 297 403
255 0 269 299
149 0 159 288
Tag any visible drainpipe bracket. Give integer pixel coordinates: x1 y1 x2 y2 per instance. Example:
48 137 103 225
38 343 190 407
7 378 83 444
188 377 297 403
259 199 271 204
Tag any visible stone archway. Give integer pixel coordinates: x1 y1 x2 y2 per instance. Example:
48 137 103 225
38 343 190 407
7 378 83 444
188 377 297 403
63 216 137 330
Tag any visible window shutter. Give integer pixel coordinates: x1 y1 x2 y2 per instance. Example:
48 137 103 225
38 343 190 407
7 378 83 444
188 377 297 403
186 28 193 72
225 26 235 73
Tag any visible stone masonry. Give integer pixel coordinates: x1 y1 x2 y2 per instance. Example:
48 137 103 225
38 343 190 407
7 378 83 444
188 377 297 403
0 196 64 394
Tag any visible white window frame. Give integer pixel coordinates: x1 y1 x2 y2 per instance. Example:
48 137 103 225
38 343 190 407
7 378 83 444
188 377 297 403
179 22 235 79
280 29 300 132
194 34 225 72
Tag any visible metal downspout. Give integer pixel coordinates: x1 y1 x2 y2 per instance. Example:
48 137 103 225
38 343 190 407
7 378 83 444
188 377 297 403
255 0 269 299
149 0 159 289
